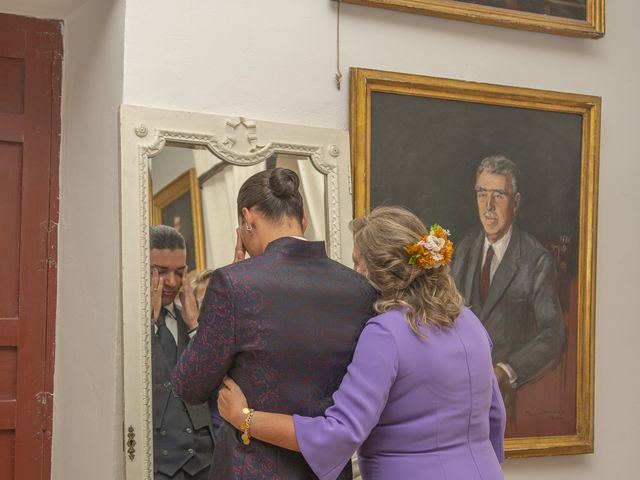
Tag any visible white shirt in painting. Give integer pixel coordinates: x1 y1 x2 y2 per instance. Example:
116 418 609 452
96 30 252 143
481 226 513 283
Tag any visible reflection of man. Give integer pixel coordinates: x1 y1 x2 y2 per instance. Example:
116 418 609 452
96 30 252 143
150 225 213 480
451 155 566 416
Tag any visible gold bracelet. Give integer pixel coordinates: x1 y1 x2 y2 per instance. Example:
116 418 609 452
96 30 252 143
240 407 255 445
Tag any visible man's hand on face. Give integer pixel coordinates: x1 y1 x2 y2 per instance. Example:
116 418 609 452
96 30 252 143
151 268 164 322
179 268 199 331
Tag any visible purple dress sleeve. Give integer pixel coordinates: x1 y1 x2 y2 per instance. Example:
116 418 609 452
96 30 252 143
173 268 236 404
489 373 506 462
293 320 399 480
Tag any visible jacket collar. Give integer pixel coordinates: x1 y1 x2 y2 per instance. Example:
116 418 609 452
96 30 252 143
264 236 327 258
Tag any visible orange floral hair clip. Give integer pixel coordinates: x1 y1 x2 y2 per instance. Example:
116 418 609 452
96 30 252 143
404 224 454 269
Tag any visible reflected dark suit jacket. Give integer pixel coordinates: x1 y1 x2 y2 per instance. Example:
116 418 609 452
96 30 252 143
174 237 377 480
152 305 214 477
451 226 566 386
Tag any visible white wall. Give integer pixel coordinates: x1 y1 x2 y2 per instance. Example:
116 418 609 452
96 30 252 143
53 0 125 479
122 1 639 478
0 0 627 478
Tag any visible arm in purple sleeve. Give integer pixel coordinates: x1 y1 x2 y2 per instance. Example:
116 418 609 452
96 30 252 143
173 268 236 404
293 320 399 480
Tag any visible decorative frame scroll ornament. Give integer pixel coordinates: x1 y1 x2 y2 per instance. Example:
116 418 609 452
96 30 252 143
119 105 353 479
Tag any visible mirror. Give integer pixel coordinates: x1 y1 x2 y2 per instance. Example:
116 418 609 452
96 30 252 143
150 145 328 272
120 105 352 479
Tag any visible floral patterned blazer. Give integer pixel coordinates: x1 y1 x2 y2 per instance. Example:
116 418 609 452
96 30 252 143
174 237 377 480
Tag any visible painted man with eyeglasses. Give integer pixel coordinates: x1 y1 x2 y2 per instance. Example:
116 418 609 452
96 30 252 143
451 155 566 422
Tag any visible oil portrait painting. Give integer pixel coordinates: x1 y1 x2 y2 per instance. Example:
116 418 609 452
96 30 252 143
351 68 600 457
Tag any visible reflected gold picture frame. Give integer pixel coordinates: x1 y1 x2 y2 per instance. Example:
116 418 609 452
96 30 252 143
152 168 206 272
341 0 604 38
350 67 599 458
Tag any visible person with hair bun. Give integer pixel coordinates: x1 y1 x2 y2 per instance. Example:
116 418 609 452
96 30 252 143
174 168 377 479
217 206 506 480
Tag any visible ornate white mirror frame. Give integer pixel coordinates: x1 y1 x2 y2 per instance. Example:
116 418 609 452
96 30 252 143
119 104 353 479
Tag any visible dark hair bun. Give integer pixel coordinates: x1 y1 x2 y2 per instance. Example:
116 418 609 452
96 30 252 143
269 168 300 199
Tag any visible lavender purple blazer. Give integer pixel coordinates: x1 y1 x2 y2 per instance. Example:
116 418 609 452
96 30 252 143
294 307 506 480
173 237 377 479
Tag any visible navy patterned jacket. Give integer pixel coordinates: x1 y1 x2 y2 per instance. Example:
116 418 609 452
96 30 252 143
174 237 377 479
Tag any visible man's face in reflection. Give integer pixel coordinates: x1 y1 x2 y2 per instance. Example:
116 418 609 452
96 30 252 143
150 248 187 306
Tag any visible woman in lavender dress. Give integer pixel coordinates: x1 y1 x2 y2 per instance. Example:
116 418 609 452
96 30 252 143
218 206 506 480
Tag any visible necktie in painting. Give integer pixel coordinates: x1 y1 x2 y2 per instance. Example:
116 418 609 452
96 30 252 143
480 245 494 304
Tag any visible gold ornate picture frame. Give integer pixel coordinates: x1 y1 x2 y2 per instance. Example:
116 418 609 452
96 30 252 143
152 168 206 273
341 0 604 38
350 67 599 457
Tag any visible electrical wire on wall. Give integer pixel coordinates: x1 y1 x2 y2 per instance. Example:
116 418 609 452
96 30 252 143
335 0 343 90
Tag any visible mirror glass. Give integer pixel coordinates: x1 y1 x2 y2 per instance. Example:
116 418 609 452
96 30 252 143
149 143 328 271
148 142 328 473
147 142 330 475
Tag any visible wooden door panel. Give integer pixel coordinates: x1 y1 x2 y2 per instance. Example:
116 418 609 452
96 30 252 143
15 28 53 480
0 141 22 318
0 115 24 143
0 57 24 114
0 347 17 401
0 28 23 479
0 28 26 58
0 13 62 480
0 324 18 350
0 430 15 479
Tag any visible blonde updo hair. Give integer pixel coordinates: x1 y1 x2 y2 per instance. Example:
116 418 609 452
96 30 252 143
350 206 464 337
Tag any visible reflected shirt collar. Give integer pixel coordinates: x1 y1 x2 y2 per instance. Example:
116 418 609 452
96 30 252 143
164 302 177 319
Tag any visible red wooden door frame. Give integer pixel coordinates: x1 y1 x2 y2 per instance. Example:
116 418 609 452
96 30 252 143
0 13 61 480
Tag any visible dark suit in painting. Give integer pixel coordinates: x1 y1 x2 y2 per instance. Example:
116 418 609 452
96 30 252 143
451 226 566 394
174 237 377 480
152 305 214 480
